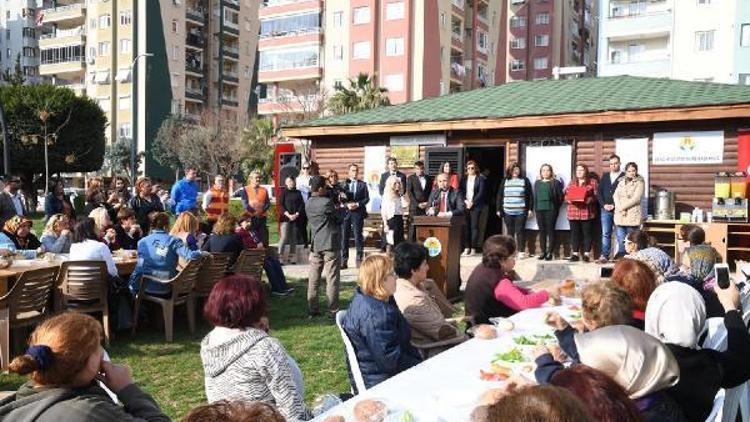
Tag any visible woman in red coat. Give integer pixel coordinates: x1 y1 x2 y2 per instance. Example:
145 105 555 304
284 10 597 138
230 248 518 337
565 164 598 262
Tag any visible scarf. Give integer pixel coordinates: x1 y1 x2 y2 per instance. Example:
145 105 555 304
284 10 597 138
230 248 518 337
686 245 720 283
628 247 678 284
645 282 706 349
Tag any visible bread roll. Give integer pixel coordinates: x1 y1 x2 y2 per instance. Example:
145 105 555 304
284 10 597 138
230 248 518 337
322 416 345 422
474 324 498 339
354 399 387 422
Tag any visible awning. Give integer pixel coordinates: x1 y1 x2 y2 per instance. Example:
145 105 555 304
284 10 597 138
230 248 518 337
95 71 110 84
116 68 131 82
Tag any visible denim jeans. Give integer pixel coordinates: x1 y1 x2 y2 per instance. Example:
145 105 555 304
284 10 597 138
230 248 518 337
600 209 615 258
616 225 638 257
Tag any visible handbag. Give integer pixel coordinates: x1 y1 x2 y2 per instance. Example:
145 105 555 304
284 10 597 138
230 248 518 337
567 185 588 203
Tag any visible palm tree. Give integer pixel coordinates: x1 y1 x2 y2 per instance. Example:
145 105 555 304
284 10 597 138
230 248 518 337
328 73 391 115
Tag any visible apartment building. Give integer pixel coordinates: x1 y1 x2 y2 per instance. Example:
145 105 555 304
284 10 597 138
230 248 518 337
0 0 41 82
597 0 750 84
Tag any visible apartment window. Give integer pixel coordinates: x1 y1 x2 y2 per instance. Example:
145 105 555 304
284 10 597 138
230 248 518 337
171 72 180 87
119 123 132 138
510 59 525 71
259 45 320 71
119 96 131 110
120 10 132 26
628 43 645 61
89 47 97 59
535 34 549 47
440 11 447 28
5 49 10 59
610 50 622 64
99 14 111 29
260 12 320 37
534 57 548 70
739 74 750 85
386 2 405 20
333 45 343 61
535 13 549 25
385 74 404 92
22 47 35 58
172 19 179 33
119 39 131 54
98 41 110 56
95 71 110 84
440 46 445 62
386 37 404 56
171 100 181 115
353 7 370 24
742 24 750 47
333 11 343 28
334 79 344 89
89 18 97 29
510 37 526 49
510 16 526 27
352 41 370 59
172 45 179 60
477 32 488 52
477 64 486 84
695 30 715 52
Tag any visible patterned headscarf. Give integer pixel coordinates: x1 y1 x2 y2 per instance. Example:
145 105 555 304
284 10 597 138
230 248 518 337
627 247 679 284
686 245 721 283
3 215 32 235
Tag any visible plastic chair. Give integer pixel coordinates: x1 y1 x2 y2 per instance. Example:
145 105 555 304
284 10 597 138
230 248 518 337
233 249 265 279
57 261 112 344
335 310 367 395
194 253 230 299
411 334 468 360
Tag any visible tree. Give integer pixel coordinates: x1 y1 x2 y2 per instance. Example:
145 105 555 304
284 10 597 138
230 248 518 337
328 73 390 116
1 55 25 87
152 114 185 179
278 86 329 162
241 118 278 183
0 84 106 207
102 137 144 176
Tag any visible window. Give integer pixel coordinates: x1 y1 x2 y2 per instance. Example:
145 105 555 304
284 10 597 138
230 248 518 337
739 74 750 85
120 10 132 26
98 41 110 56
5 30 9 40
385 74 404 92
333 45 343 61
532 35 549 49
477 31 488 52
172 19 179 33
440 46 445 62
89 18 97 29
260 12 321 37
627 43 645 61
334 79 344 89
99 14 111 28
333 11 343 28
259 45 320 71
352 41 370 59
172 45 179 60
5 49 10 59
477 64 486 84
171 72 180 87
98 97 111 111
535 12 549 24
353 7 370 24
89 46 97 59
534 57 548 70
119 96 131 110
386 2 405 20
119 123 132 138
510 16 526 27
695 30 715 52
742 24 750 47
510 37 526 49
510 59 525 71
440 11 447 28
171 100 181 115
386 38 404 56
119 39 131 53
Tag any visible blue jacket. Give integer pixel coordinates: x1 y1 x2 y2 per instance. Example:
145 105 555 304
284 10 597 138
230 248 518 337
171 178 199 214
0 232 36 258
128 229 203 295
342 288 422 390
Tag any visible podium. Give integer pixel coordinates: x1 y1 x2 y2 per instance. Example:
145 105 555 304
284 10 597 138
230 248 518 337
413 215 465 300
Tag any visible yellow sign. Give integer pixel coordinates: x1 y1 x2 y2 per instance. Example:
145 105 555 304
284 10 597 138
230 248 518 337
390 145 420 166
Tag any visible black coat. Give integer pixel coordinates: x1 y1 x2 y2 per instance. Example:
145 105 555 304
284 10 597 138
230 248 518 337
114 224 140 250
598 171 625 207
201 233 245 268
339 178 370 216
278 188 306 223
459 174 487 208
379 171 407 196
427 187 465 216
129 195 164 232
405 174 433 214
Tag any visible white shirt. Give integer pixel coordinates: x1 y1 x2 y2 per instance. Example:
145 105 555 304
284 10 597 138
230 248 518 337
69 239 118 277
466 175 476 202
381 197 403 220
296 175 311 201
610 171 620 184
419 176 426 190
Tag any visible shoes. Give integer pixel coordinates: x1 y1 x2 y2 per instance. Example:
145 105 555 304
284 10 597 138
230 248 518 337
518 252 527 259
462 248 471 257
272 289 293 297
284 287 295 295
597 256 608 264
307 311 322 319
582 254 590 263
544 253 553 261
568 255 580 262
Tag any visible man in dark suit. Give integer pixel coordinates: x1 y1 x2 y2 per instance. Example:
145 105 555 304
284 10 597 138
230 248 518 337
428 173 465 217
597 154 625 263
379 157 407 196
406 161 432 241
340 163 370 269
0 177 18 229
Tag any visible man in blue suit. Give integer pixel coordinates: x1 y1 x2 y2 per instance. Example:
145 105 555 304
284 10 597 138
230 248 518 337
340 163 370 269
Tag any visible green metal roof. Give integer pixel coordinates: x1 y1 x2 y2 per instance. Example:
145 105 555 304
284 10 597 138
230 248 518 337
288 76 750 128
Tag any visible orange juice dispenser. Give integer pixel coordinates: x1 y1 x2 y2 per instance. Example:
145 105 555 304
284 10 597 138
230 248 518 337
731 172 747 199
714 172 749 222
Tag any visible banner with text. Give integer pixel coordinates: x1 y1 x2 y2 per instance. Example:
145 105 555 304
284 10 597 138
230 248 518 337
652 131 724 165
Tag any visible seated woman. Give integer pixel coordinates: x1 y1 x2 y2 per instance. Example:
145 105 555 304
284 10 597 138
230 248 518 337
114 208 142 251
3 216 42 257
666 244 724 317
171 211 202 251
342 254 422 390
392 241 463 349
0 312 169 421
623 230 679 283
235 216 293 297
645 281 750 421
480 385 593 422
610 259 656 330
464 235 558 325
128 212 204 296
676 225 704 270
183 400 285 422
201 214 244 268
200 274 312 421
89 206 119 251
83 180 115 220
39 214 72 254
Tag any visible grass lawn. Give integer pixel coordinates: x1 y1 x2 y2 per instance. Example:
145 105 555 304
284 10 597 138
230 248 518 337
0 278 353 419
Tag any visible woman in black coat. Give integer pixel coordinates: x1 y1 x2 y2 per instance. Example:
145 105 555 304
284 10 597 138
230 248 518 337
277 176 305 264
458 160 486 257
201 214 245 268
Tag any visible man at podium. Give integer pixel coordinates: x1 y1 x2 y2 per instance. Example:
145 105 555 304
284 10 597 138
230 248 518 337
427 174 465 217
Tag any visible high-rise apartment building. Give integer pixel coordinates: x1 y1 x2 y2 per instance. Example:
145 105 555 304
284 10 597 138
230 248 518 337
597 0 750 84
0 0 41 83
257 0 596 123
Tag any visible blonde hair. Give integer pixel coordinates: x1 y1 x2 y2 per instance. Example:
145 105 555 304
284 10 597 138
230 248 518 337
383 175 401 203
88 207 110 234
43 214 68 236
358 254 394 301
171 211 200 235
581 281 633 329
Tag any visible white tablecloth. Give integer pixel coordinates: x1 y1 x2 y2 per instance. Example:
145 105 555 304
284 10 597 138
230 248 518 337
314 302 581 421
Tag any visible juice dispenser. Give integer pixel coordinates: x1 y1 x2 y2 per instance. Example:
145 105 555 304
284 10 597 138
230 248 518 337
731 172 747 199
715 173 731 198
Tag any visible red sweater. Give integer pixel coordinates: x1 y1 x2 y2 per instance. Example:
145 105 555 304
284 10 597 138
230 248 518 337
493 277 549 311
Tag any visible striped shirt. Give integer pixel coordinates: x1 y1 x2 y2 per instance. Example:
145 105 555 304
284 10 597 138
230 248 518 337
503 178 527 216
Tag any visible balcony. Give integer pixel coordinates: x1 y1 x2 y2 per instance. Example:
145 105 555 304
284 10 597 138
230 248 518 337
223 46 239 59
42 2 85 25
258 28 323 49
186 33 205 49
452 0 464 10
600 52 670 78
223 19 240 35
450 61 466 83
40 58 85 77
605 10 672 40
258 94 320 115
222 0 240 9
223 71 239 84
185 59 203 75
186 7 206 25
185 86 205 101
40 30 85 49
221 97 239 107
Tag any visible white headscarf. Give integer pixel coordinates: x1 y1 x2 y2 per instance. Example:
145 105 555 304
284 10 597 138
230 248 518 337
575 325 680 399
645 282 706 349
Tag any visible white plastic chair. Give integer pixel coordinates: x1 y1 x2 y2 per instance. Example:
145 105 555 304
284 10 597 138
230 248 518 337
335 310 367 395
702 317 750 422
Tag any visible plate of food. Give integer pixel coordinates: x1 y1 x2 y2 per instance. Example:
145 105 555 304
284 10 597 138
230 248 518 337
467 324 498 340
479 348 537 382
512 333 556 347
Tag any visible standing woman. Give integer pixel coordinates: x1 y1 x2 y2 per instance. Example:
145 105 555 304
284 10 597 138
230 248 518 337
496 162 533 258
433 162 459 190
565 164 598 262
459 160 486 256
534 164 564 261
278 176 305 264
613 162 645 257
44 179 75 221
129 177 164 234
325 169 345 204
381 176 405 249
108 176 132 214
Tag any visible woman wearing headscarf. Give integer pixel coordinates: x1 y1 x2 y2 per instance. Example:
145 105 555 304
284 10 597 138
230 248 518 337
645 282 750 421
623 230 679 284
535 325 684 422
666 244 724 317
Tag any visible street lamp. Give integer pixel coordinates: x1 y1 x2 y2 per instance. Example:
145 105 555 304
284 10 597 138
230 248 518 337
130 52 153 192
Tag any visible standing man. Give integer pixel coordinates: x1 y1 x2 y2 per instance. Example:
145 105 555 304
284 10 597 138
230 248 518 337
202 174 229 232
379 157 407 196
306 175 345 318
0 177 18 228
340 163 369 269
171 167 199 214
427 173 465 217
234 170 271 245
597 154 625 263
406 161 432 241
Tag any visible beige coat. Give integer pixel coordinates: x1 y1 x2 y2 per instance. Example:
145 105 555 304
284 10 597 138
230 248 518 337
393 278 461 344
613 175 645 227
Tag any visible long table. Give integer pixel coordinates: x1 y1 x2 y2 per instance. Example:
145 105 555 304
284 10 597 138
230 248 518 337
314 302 582 421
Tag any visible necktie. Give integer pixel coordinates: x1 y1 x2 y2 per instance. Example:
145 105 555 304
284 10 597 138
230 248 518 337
439 191 447 213
350 181 356 195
